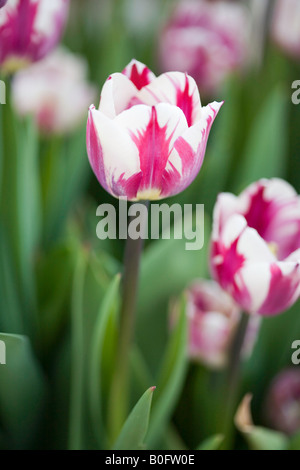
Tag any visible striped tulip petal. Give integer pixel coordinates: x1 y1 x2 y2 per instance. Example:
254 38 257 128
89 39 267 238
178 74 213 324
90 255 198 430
122 58 156 90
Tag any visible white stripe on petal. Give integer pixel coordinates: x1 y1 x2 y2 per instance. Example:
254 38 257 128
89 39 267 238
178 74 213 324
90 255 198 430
178 101 223 152
99 72 139 118
138 71 202 125
238 263 272 313
115 102 188 156
90 108 140 187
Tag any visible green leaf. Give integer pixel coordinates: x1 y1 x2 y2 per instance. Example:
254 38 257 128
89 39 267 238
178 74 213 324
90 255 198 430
68 247 118 450
37 241 78 351
146 296 188 448
113 386 156 451
89 274 120 448
289 430 300 450
242 426 288 451
0 227 23 333
234 86 287 191
41 127 89 244
197 434 224 450
0 333 45 449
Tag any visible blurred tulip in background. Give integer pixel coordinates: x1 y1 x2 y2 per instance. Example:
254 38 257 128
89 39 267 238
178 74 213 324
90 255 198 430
0 0 69 73
159 0 249 96
266 368 300 436
211 179 300 315
272 0 300 60
12 47 96 135
172 279 260 368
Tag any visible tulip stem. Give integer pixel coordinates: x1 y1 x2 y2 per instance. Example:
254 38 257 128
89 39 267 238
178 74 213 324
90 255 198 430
222 311 249 449
108 201 149 444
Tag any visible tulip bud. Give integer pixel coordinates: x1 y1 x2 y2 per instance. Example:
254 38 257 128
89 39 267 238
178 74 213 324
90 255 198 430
171 280 260 369
271 0 300 60
266 368 300 436
86 59 222 201
12 47 96 135
0 0 69 74
211 178 300 316
159 0 250 96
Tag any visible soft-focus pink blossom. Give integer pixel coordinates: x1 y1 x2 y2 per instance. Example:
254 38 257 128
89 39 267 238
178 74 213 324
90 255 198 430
271 0 300 60
175 279 259 369
211 178 300 316
86 59 222 201
266 368 300 435
0 0 69 73
12 47 96 135
159 0 249 96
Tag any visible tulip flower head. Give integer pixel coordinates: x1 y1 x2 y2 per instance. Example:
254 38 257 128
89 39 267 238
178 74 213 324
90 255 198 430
0 0 69 74
159 0 249 96
272 0 300 60
266 368 300 435
87 59 222 201
211 179 300 316
172 279 259 368
12 47 96 135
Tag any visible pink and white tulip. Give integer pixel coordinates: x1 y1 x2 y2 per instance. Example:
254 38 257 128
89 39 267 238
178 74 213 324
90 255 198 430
176 280 259 369
0 0 69 73
159 0 249 96
271 0 300 60
12 47 96 135
266 368 300 435
211 178 300 316
87 59 222 201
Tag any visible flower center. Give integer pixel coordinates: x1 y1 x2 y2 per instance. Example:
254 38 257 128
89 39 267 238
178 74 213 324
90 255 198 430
268 241 279 258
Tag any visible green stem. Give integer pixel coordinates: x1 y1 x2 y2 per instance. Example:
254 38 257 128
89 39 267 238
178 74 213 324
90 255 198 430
108 201 149 444
222 312 249 449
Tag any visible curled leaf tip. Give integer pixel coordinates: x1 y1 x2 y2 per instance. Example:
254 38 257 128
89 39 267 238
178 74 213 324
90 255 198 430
235 393 254 433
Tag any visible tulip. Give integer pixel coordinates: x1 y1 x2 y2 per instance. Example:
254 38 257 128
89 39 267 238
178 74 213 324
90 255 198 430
158 0 249 96
211 178 300 316
12 47 96 135
87 59 222 201
266 368 300 435
0 0 69 73
271 0 300 60
171 279 259 368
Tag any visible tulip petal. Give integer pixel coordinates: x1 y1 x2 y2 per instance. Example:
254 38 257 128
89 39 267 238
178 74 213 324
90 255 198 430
258 262 300 315
98 72 140 118
122 59 156 90
162 101 222 197
114 103 188 199
139 71 202 126
86 106 142 199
